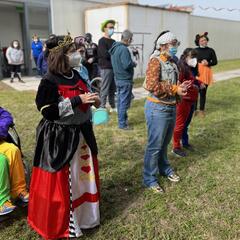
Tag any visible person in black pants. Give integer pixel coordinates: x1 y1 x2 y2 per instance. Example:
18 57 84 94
98 19 116 112
194 32 217 117
84 33 99 80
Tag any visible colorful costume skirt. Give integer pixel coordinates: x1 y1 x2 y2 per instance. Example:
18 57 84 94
28 120 100 239
197 63 213 85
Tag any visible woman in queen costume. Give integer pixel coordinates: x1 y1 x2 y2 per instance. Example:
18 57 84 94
28 34 101 239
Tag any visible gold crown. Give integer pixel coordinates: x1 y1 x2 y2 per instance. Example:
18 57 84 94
50 34 73 52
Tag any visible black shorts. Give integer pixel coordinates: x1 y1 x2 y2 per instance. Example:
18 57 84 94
10 64 21 73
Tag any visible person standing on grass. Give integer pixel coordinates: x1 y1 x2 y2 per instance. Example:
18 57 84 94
194 32 218 117
109 30 136 130
6 40 25 83
98 19 117 112
0 107 29 216
143 31 191 193
172 48 200 157
28 34 101 239
31 34 43 76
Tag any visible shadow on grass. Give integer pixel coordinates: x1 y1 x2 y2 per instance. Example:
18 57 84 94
83 138 144 237
171 116 238 174
0 205 28 226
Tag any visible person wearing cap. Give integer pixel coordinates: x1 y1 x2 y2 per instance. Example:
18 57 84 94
194 32 218 117
28 35 101 239
84 33 99 80
143 30 191 193
109 30 136 130
98 19 117 112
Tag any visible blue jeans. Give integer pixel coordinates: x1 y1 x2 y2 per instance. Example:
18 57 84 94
143 100 176 187
116 81 133 128
182 103 195 146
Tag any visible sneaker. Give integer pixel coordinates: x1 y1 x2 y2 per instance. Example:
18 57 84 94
167 173 180 182
149 184 164 194
18 191 29 203
18 79 25 83
0 200 16 216
172 148 187 157
10 79 13 83
109 108 117 113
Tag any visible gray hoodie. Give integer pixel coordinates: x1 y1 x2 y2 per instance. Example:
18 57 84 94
6 47 24 65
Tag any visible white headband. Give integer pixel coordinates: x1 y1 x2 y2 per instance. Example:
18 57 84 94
156 32 177 49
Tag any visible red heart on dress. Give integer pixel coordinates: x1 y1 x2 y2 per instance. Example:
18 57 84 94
81 166 91 173
81 154 90 160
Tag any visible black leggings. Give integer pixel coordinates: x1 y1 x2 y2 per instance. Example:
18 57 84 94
195 84 208 111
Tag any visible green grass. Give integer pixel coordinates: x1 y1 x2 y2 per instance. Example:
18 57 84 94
213 59 240 73
133 77 145 88
133 58 240 88
0 77 240 240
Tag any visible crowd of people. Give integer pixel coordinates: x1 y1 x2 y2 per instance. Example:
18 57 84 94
0 19 218 239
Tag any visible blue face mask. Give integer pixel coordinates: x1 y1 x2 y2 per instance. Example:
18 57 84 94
108 28 114 37
169 47 178 56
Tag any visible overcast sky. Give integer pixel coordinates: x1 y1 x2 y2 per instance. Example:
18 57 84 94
139 0 240 21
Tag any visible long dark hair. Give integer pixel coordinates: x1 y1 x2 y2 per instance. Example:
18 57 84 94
46 35 75 75
151 30 170 54
179 48 198 79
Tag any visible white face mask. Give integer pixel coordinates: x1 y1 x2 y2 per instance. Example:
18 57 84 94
67 51 82 68
187 58 197 68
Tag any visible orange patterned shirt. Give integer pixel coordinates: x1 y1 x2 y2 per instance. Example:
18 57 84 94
145 56 178 99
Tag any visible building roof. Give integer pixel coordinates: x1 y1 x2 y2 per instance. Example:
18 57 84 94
85 1 191 14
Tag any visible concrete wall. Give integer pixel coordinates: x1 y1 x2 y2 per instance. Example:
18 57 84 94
127 4 189 75
0 5 23 47
85 5 128 43
28 6 50 40
51 0 102 37
189 16 240 60
51 2 240 76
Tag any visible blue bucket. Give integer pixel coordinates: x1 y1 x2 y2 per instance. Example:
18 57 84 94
92 108 109 125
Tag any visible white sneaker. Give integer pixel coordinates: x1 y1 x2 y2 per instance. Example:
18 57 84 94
167 173 180 182
109 108 117 113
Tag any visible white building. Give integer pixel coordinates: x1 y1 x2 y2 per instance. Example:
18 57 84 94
85 3 240 76
0 0 240 78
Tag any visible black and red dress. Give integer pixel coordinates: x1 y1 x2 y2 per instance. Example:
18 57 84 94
28 70 100 239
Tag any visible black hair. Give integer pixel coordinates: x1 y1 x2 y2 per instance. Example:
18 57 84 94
151 30 170 54
179 48 198 78
194 32 209 46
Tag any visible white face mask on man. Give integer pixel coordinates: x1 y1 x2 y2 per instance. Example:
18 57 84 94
187 57 197 68
67 51 82 68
